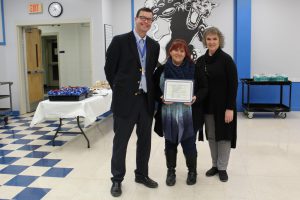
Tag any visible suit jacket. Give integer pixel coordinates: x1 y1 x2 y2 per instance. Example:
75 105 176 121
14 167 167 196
104 31 160 118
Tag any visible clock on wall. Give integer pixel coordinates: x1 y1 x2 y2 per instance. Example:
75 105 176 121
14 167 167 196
48 2 63 17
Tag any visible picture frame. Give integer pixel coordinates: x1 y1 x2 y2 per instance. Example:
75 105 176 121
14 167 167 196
163 79 193 103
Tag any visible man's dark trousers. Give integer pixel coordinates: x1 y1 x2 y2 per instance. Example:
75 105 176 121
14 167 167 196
111 94 152 182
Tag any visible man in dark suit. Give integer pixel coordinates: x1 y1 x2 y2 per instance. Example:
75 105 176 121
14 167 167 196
104 7 160 197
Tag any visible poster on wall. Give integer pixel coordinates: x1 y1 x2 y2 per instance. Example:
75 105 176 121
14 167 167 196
104 24 113 53
0 0 5 45
133 0 234 63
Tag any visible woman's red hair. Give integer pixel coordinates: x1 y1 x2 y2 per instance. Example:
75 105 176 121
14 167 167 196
167 39 192 63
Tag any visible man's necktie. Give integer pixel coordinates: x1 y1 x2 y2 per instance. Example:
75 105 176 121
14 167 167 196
139 39 147 92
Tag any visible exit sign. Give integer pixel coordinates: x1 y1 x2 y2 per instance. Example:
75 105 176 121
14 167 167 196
28 3 43 14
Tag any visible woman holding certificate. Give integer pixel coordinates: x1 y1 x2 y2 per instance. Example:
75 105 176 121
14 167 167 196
197 27 238 182
153 39 208 186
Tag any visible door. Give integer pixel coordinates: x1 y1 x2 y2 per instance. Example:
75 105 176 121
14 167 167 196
48 39 59 87
25 28 44 112
42 36 60 91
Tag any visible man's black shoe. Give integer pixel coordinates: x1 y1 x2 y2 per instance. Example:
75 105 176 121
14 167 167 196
218 170 228 182
135 176 158 188
110 182 122 197
205 167 218 177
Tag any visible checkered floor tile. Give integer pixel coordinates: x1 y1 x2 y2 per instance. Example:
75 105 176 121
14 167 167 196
0 111 112 199
0 114 79 200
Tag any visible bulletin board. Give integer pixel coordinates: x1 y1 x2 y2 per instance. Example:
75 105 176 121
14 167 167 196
0 0 6 45
104 24 113 53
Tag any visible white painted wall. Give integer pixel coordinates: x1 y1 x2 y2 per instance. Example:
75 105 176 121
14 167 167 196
252 0 300 81
102 0 113 25
0 0 105 112
78 24 92 86
111 0 132 36
205 0 234 57
0 48 6 79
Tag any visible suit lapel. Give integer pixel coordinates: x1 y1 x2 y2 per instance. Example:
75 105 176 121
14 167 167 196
146 36 152 77
145 36 151 76
128 32 141 67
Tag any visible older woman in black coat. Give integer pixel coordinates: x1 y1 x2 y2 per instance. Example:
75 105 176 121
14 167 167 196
197 27 238 182
153 39 208 186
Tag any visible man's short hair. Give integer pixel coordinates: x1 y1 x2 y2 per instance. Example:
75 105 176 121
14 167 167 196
136 7 153 17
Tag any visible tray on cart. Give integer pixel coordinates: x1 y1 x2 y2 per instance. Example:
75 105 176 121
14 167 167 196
240 78 291 85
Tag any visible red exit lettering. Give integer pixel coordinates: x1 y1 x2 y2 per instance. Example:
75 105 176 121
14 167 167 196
29 4 42 13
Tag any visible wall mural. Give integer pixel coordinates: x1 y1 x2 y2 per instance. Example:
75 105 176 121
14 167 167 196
144 0 218 63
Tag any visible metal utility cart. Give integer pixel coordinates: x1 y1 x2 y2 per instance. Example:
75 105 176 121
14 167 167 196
240 78 292 119
0 82 13 125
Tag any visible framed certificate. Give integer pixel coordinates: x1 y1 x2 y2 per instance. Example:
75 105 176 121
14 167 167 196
163 79 193 102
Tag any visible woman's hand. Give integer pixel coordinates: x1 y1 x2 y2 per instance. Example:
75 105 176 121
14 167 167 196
161 96 174 105
225 109 234 123
184 96 196 106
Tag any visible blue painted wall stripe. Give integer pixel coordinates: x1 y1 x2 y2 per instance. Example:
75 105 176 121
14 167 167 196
235 0 251 111
131 0 134 30
235 0 251 80
0 0 6 45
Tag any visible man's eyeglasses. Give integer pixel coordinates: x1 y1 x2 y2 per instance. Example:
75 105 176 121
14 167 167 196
138 16 154 23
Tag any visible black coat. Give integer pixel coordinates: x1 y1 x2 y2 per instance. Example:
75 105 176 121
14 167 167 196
104 31 160 118
153 62 208 141
198 48 238 148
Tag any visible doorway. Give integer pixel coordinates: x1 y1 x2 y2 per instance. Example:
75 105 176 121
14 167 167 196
42 35 60 96
18 22 92 114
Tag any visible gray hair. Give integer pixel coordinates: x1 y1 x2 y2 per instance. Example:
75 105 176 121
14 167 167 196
202 27 225 48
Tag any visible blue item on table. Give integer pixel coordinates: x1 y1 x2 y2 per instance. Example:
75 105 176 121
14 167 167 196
48 87 90 101
48 86 89 96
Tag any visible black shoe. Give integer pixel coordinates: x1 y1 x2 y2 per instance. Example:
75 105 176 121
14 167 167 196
135 176 158 188
185 154 197 185
218 170 228 182
206 167 218 177
166 169 176 186
110 182 122 197
186 172 197 185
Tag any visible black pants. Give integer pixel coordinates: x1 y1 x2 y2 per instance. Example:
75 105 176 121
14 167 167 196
111 94 153 182
165 135 197 157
